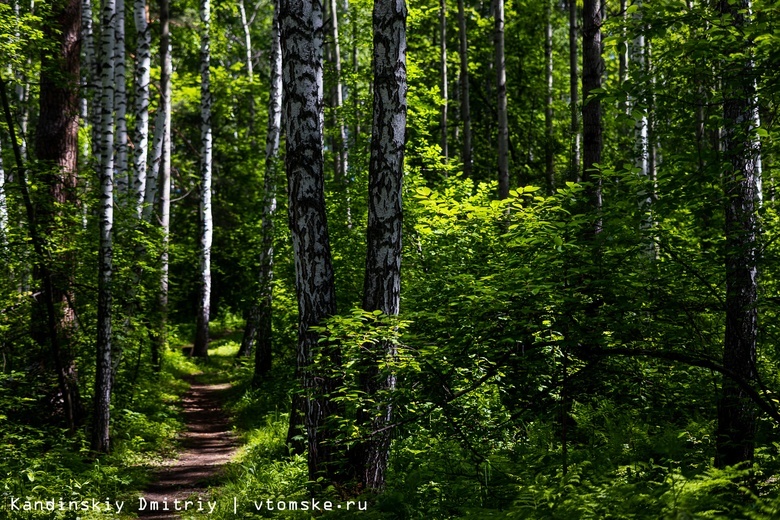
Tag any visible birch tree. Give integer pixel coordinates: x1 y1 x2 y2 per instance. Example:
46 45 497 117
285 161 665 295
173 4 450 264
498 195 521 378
0 139 6 247
544 0 554 194
279 0 343 482
239 0 282 380
457 0 471 177
150 0 172 368
439 0 447 162
92 0 116 453
193 0 213 358
495 0 509 199
114 0 129 195
329 0 348 180
133 0 151 219
352 0 407 491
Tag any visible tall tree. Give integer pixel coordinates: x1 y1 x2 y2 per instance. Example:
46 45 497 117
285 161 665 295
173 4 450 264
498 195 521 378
439 0 447 162
569 0 580 182
352 0 407 491
544 0 554 195
155 0 173 368
279 0 343 483
582 0 602 226
329 0 349 180
114 0 129 195
457 0 471 177
715 0 761 468
133 0 151 219
495 0 508 199
238 0 282 380
193 0 213 358
92 0 116 453
34 0 83 431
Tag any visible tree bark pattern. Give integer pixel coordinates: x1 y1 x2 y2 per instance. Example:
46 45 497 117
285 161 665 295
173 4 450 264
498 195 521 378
354 0 407 491
194 0 213 357
92 0 116 453
133 0 151 219
582 0 602 225
240 0 282 381
34 0 84 431
280 0 342 483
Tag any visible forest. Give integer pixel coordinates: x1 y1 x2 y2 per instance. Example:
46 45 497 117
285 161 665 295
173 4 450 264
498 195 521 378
2 0 780 517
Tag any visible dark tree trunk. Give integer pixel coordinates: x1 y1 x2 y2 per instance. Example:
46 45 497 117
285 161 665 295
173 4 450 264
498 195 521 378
716 0 760 468
582 0 602 228
544 0 554 195
569 0 580 182
457 0 471 178
350 0 407 491
495 0 509 199
280 0 345 485
34 0 83 431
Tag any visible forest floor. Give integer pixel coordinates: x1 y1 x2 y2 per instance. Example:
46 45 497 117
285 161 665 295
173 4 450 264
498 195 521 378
136 371 238 519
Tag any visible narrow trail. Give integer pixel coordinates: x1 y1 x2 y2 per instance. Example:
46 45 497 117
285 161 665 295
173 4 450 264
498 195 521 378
136 374 238 519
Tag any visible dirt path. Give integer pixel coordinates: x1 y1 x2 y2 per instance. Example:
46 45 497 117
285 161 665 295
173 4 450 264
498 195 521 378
135 375 237 518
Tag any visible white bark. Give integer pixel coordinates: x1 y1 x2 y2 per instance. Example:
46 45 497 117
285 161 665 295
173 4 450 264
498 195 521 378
159 0 172 313
0 139 6 246
238 0 254 82
440 0 447 162
330 0 348 179
133 0 151 218
93 0 116 454
194 0 213 356
80 0 95 163
114 0 129 195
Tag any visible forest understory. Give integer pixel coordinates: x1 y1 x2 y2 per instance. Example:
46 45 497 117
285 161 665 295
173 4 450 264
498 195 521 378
4 0 780 517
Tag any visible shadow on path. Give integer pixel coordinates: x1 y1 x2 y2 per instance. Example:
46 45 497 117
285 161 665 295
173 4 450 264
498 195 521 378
136 375 237 519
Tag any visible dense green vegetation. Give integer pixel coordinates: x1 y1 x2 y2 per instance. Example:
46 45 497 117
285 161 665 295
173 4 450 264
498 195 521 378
3 0 780 517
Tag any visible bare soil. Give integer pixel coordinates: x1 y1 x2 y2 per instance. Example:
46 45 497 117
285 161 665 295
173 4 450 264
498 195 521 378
135 375 237 519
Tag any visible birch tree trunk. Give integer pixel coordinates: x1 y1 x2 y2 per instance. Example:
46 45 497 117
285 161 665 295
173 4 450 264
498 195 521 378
544 0 554 195
716 0 760 468
239 0 282 381
80 0 96 164
457 0 471 178
114 0 129 196
133 0 151 219
351 0 407 491
495 0 509 199
0 139 6 247
569 0 580 182
439 0 448 162
582 0 602 227
154 0 173 369
238 0 254 82
279 0 343 483
193 0 213 358
330 0 349 181
92 0 116 454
